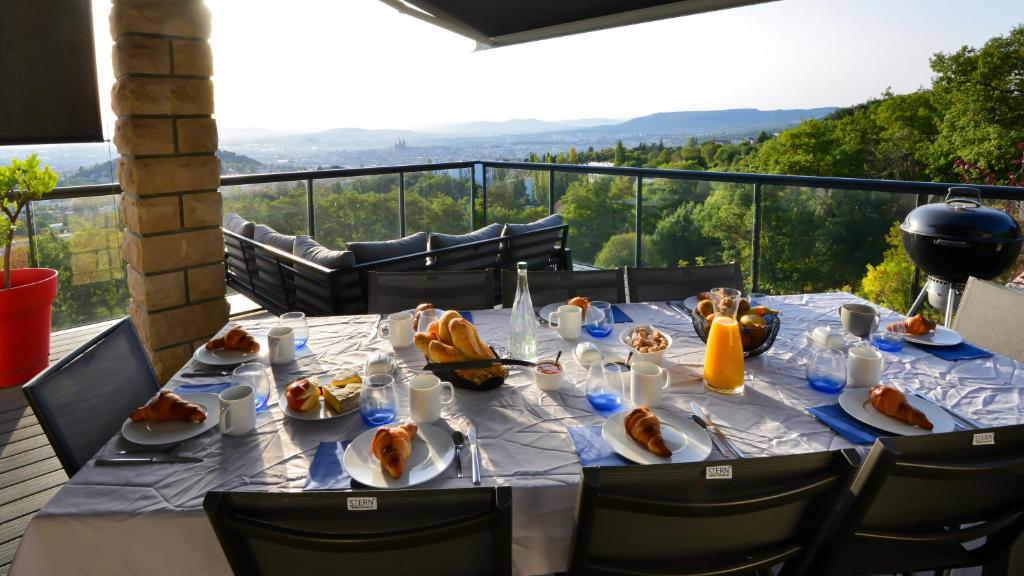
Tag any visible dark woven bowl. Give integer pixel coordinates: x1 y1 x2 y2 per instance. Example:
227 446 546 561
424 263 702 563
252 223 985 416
422 344 509 391
692 310 781 358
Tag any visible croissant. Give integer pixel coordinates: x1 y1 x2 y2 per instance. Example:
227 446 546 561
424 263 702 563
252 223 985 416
625 407 671 457
903 314 936 336
869 386 933 430
131 391 207 423
205 328 260 353
568 296 590 316
371 423 418 478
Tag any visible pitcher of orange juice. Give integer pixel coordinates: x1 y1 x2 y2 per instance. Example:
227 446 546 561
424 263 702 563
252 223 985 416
703 287 746 394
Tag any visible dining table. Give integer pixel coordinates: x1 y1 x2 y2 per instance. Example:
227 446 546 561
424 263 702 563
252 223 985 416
10 292 1024 576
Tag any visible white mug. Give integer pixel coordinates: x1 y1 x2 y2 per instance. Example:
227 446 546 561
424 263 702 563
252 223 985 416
630 361 669 407
219 384 256 436
380 311 414 348
267 326 295 364
847 344 883 388
548 304 582 340
409 374 455 423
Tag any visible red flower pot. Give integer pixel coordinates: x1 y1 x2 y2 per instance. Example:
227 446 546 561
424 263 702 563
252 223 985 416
0 268 59 387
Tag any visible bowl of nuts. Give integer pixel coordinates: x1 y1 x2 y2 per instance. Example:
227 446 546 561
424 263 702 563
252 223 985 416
620 325 673 366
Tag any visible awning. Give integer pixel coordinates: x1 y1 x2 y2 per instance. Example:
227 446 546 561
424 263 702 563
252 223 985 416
379 0 777 49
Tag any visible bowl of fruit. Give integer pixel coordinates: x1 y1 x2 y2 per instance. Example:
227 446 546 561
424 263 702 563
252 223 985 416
691 296 780 358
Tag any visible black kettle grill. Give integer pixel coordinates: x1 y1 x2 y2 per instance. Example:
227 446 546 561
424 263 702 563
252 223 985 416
902 187 1023 324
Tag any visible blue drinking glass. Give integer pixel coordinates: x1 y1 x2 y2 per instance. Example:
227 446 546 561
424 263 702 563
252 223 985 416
359 373 398 426
586 362 625 413
584 301 614 338
280 311 309 349
806 346 847 394
233 362 270 413
871 328 905 352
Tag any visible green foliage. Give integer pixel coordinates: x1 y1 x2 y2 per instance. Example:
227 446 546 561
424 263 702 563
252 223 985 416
2 154 59 288
858 222 915 313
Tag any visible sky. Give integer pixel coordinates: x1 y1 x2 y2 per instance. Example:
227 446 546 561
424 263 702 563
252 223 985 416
90 0 1024 133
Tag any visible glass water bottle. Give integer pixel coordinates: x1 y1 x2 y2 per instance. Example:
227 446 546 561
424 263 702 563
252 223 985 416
508 262 537 361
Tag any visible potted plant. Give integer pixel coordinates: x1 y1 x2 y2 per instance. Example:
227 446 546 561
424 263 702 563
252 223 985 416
1 154 59 387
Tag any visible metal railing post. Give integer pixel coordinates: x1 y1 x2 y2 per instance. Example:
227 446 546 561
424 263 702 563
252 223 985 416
305 179 315 238
482 165 488 224
910 191 928 305
469 164 477 230
635 176 643 267
751 182 763 293
399 172 406 237
548 169 555 215
25 201 38 269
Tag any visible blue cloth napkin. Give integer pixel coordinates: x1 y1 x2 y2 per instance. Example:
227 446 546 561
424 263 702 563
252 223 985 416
808 404 887 445
914 341 993 362
458 311 473 323
305 441 352 490
610 305 632 324
567 426 631 467
174 382 232 395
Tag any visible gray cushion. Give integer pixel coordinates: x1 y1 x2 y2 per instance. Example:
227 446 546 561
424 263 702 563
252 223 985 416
501 214 564 237
254 224 296 253
293 235 355 269
346 231 428 264
223 212 254 239
428 223 503 250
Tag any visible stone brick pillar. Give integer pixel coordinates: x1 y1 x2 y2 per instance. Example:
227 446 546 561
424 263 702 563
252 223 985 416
110 0 228 382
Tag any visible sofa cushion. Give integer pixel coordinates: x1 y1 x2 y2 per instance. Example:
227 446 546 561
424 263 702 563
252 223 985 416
254 224 296 253
223 212 254 239
501 214 564 237
428 223 503 250
293 235 355 269
346 231 428 264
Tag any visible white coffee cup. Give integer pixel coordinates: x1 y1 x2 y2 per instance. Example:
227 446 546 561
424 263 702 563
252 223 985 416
548 304 582 340
267 326 295 364
409 374 455 423
380 311 414 348
219 384 256 436
847 344 883 388
630 361 669 407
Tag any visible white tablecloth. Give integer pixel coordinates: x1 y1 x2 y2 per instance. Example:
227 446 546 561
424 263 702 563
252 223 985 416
12 293 1024 575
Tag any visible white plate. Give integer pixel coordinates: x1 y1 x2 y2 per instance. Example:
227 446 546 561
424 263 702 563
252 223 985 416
120 393 220 445
903 325 963 347
838 387 955 436
343 423 455 489
602 408 712 465
682 295 700 312
193 335 267 366
538 302 562 322
282 376 360 421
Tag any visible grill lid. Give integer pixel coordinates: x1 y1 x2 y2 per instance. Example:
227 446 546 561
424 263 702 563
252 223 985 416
901 187 1022 244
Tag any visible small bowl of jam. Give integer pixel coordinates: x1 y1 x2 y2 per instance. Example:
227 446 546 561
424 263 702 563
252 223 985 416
534 359 565 391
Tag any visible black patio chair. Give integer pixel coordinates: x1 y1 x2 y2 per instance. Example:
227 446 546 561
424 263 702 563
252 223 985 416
500 268 625 308
625 262 743 303
809 425 1024 575
367 269 496 314
22 318 160 477
204 487 512 576
569 449 859 576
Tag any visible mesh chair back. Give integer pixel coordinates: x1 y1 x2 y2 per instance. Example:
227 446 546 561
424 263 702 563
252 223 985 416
570 450 858 576
625 263 742 303
952 277 1024 361
500 269 625 308
367 270 495 314
812 425 1024 575
205 487 512 576
22 318 160 476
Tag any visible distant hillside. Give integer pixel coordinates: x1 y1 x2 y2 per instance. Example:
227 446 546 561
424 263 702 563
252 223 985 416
591 108 838 137
429 117 618 136
61 149 268 185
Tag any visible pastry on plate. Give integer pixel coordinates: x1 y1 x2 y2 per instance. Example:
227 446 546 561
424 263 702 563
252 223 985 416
205 327 259 354
131 391 206 423
625 407 671 457
371 423 418 478
869 385 933 430
285 379 320 412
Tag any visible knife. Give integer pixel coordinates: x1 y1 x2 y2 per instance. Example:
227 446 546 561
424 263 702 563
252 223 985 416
95 456 204 466
910 392 982 430
423 358 537 371
468 422 481 485
665 301 689 317
180 370 233 378
691 414 733 457
691 402 745 459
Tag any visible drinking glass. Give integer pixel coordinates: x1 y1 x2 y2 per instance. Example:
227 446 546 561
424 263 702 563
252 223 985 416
415 307 439 332
704 287 746 395
806 345 847 394
280 312 308 349
871 324 905 352
232 362 271 413
359 373 398 426
584 301 613 337
586 362 625 413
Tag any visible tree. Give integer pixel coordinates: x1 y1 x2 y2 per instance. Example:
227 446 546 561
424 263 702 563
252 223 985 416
613 141 626 166
1 155 59 288
858 223 916 313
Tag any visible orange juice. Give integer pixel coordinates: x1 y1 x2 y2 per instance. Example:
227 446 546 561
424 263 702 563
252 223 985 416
703 316 745 394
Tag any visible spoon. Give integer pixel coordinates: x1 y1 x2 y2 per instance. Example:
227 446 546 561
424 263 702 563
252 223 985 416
452 431 465 478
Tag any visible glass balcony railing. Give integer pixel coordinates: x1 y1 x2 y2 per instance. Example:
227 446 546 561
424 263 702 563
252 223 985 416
21 161 1024 330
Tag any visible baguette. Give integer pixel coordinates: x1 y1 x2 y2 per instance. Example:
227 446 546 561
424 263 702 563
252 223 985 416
428 340 493 385
449 318 507 378
437 311 462 345
414 332 437 356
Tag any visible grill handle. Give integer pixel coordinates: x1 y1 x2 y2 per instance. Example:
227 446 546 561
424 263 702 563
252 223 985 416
945 186 982 208
934 238 971 248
